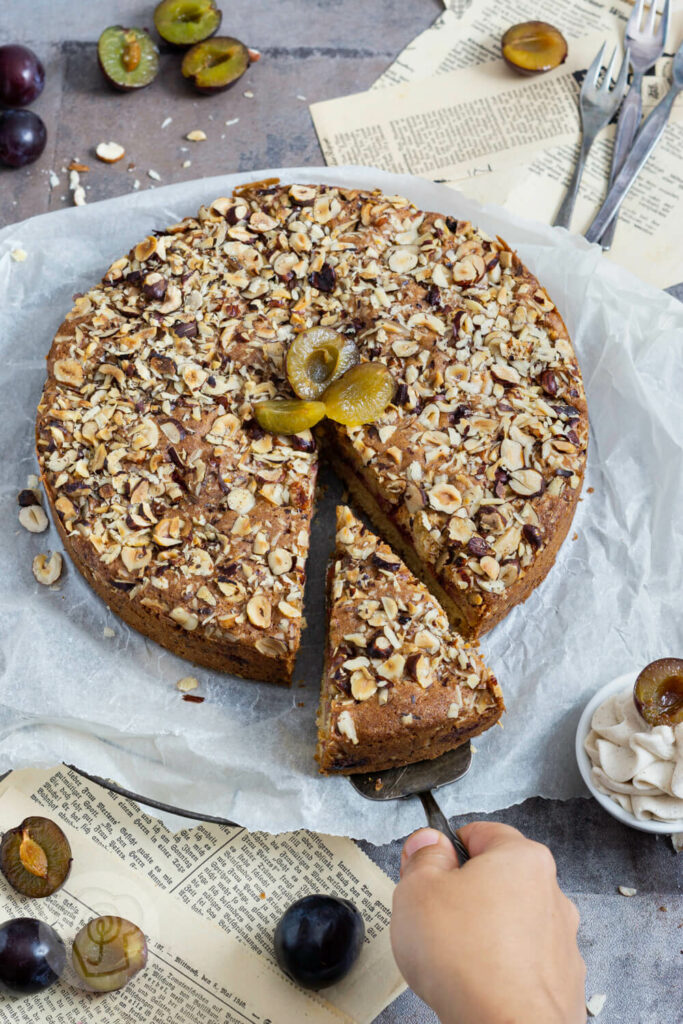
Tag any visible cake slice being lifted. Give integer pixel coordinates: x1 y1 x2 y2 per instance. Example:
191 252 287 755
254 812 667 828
317 506 504 775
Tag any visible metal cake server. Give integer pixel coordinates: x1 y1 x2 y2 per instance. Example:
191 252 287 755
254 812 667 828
349 743 473 864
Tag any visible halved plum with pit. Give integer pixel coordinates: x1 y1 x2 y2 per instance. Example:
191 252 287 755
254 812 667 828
181 36 249 93
154 0 222 47
633 658 683 727
98 26 160 91
0 816 72 898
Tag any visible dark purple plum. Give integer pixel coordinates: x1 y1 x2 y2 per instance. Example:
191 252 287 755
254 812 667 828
0 918 66 996
0 45 45 106
274 894 364 990
0 109 47 167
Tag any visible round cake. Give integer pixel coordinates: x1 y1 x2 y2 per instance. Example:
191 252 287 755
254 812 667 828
36 182 588 684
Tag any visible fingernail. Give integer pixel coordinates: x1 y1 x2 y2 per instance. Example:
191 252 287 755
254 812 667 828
403 828 442 860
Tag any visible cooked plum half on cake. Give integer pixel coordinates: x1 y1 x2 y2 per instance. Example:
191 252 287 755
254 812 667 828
316 506 504 774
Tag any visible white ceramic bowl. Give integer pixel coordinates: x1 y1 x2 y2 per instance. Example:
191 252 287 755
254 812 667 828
575 671 683 835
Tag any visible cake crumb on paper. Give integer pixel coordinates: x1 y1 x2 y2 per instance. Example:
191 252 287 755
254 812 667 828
10 248 27 262
618 885 636 897
182 160 192 168
586 994 606 1017
176 676 199 693
103 626 115 638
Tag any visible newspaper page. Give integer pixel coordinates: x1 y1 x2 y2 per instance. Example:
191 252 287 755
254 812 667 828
376 0 653 88
0 786 350 1024
311 29 683 287
0 766 404 1023
311 34 628 180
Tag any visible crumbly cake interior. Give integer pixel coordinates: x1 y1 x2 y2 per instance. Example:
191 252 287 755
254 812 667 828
317 506 504 774
37 183 587 686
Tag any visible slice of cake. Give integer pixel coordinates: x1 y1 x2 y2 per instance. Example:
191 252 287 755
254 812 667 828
317 506 504 774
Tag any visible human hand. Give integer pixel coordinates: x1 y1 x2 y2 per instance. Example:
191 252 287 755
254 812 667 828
391 823 586 1024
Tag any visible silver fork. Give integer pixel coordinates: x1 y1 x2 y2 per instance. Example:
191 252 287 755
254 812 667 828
553 43 630 230
600 0 670 249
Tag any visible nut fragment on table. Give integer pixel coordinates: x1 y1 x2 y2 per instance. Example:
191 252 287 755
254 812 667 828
19 505 48 533
95 141 126 163
32 551 62 585
185 129 207 142
586 993 607 1017
618 885 636 897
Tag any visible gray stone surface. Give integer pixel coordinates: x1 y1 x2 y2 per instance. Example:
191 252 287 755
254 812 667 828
1 3 681 1022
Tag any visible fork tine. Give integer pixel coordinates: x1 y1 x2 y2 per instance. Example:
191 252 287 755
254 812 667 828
657 0 671 44
646 0 658 34
634 0 646 31
585 42 606 90
614 46 631 97
601 47 618 90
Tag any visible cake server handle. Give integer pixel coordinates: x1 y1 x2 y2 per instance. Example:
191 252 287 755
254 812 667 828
418 790 470 863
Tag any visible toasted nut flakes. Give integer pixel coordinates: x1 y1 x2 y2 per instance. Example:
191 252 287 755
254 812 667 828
278 600 300 618
509 469 545 497
227 488 255 514
153 517 183 547
268 548 293 575
32 551 63 585
407 653 433 688
19 505 49 533
337 710 359 744
429 483 461 514
53 359 83 387
480 555 500 580
415 629 439 654
247 594 271 628
170 607 198 630
377 653 405 683
121 546 151 573
350 668 377 701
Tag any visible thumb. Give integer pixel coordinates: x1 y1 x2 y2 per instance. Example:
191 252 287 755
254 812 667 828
399 827 460 879
457 821 525 858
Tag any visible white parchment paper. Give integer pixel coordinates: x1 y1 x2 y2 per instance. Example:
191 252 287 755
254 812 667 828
1 167 681 844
